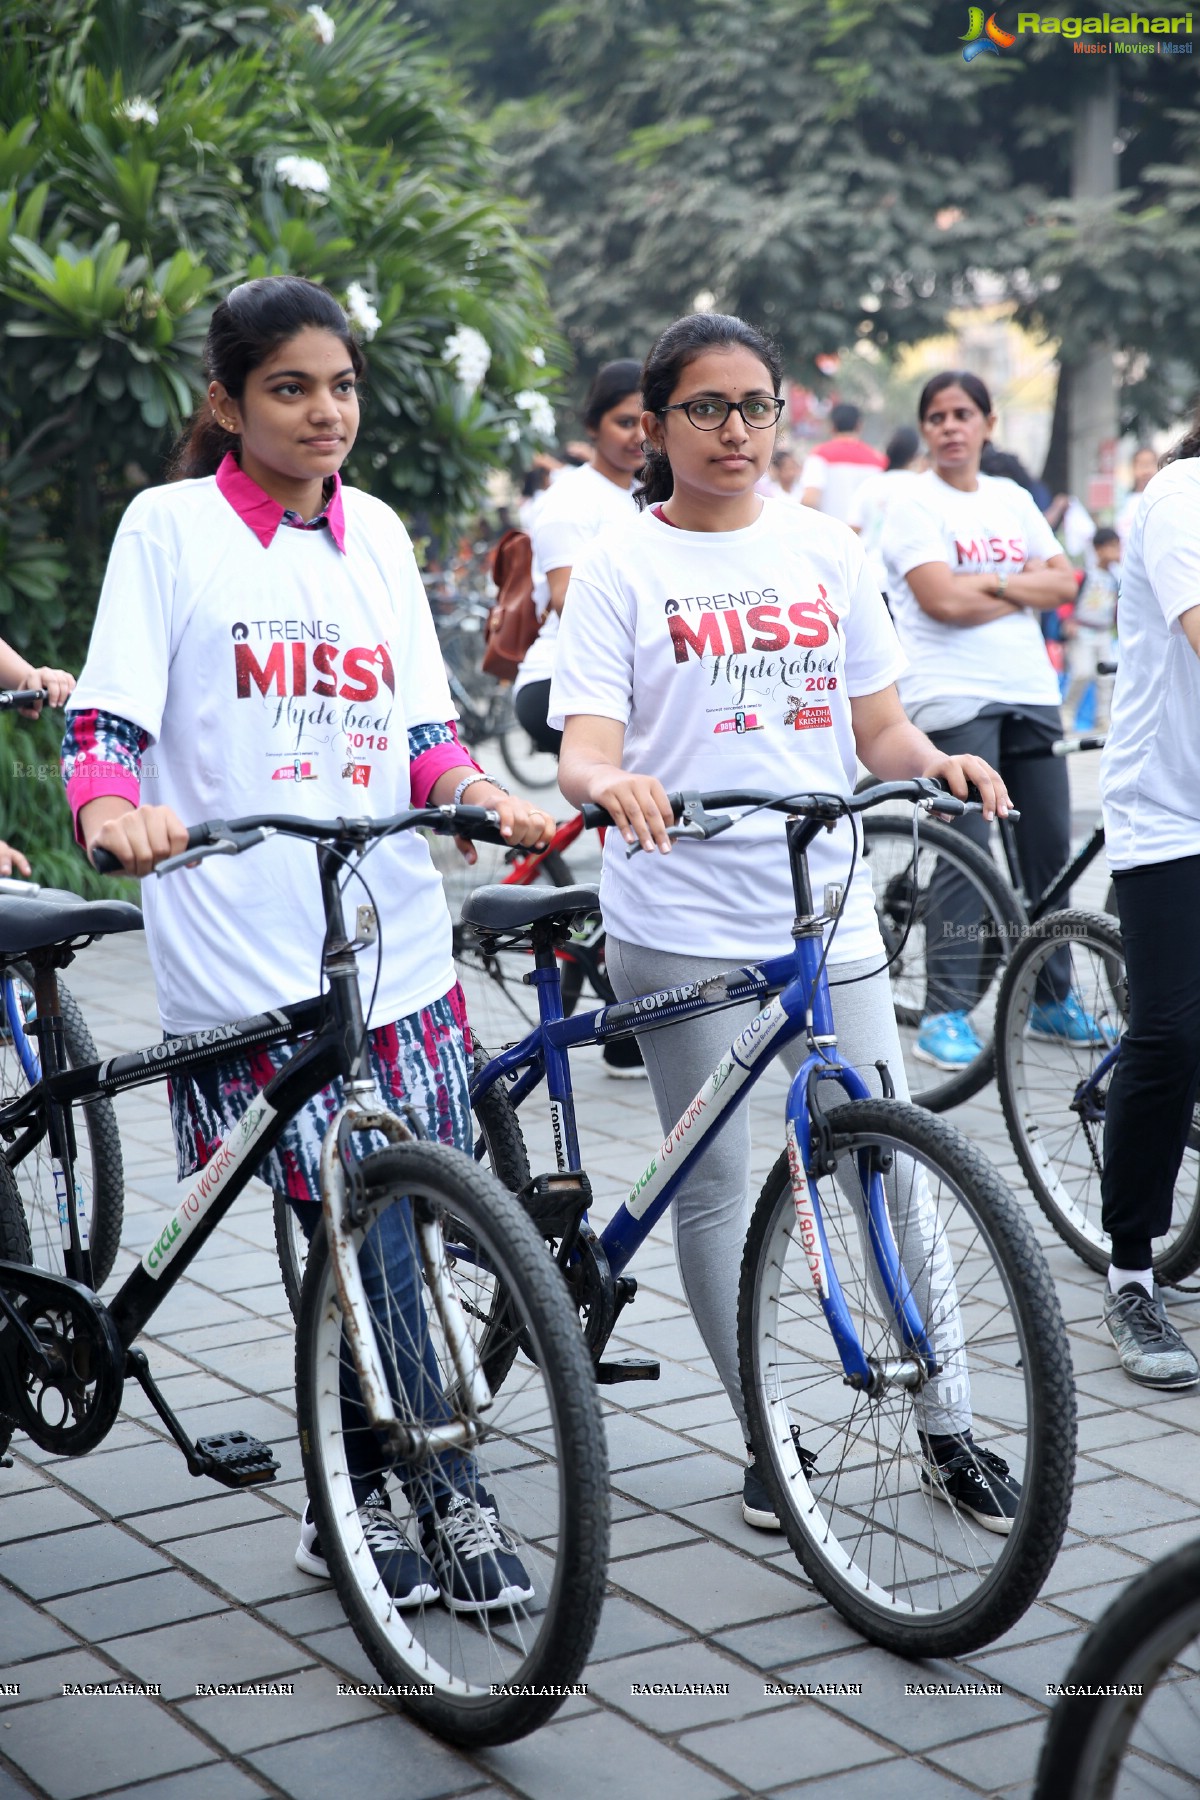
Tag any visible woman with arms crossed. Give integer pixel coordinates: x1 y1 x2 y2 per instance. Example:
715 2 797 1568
551 311 1019 1533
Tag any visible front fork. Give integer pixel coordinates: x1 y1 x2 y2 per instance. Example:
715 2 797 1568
784 1055 939 1391
318 1101 493 1461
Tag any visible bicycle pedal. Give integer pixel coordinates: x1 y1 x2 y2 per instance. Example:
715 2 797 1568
595 1357 660 1384
195 1430 280 1488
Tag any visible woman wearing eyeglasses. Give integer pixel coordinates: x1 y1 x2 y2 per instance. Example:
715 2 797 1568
550 311 1016 1537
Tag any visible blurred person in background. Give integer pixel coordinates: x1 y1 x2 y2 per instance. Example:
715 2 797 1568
511 358 647 1077
1063 526 1121 733
848 424 923 608
1116 444 1160 549
800 401 885 520
883 369 1089 1073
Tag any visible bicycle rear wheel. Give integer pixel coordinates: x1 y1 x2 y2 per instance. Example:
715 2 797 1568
0 969 124 1287
862 813 1026 1112
1034 1536 1200 1798
294 1141 608 1746
0 1155 32 1459
497 724 558 791
739 1098 1075 1657
996 909 1200 1282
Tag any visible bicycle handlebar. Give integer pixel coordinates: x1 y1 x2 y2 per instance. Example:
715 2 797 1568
89 804 513 876
579 777 998 838
0 689 49 710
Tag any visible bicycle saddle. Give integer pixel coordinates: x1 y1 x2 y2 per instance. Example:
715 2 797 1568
0 892 144 956
459 883 600 933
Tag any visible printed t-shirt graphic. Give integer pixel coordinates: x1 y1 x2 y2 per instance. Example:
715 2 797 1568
883 470 1063 715
69 475 456 1034
549 498 906 963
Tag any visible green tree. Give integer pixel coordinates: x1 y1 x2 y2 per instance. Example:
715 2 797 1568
416 0 1200 449
0 0 561 666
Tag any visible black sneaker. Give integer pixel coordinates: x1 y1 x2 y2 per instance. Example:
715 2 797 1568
1102 1282 1200 1389
602 1036 646 1079
421 1486 535 1613
295 1490 440 1607
919 1440 1020 1536
742 1459 783 1531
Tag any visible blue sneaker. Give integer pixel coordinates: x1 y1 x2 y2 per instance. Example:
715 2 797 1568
1028 992 1111 1046
914 1010 983 1070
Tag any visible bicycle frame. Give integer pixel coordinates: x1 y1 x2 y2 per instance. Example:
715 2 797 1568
471 819 940 1390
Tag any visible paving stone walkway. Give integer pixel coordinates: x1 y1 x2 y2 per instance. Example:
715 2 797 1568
2 758 1196 1800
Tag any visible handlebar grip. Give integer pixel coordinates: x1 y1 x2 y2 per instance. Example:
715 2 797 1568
90 845 124 874
580 792 684 832
0 689 49 710
92 818 220 875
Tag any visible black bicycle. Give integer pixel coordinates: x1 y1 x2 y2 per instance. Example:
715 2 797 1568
1035 1535 1200 1797
0 805 608 1747
861 732 1113 1111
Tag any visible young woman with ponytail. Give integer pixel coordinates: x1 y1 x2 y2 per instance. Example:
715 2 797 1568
64 275 553 1610
550 312 1020 1535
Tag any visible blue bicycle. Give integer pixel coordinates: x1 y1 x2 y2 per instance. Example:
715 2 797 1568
466 780 1077 1655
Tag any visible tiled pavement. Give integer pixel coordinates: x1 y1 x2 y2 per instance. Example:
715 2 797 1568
3 757 1198 1800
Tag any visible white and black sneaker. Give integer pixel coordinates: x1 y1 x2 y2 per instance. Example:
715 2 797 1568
741 1459 783 1531
422 1487 535 1613
918 1439 1020 1536
295 1490 440 1607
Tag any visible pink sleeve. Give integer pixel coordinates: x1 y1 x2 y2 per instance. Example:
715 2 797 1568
409 722 481 809
66 769 141 846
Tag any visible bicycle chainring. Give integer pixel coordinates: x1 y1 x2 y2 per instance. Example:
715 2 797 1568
0 1267 124 1455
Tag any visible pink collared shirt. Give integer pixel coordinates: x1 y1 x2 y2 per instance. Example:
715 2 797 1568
214 451 348 551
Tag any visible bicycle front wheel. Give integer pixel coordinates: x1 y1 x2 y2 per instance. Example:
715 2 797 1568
294 1141 608 1746
996 908 1200 1282
862 814 1026 1112
1034 1537 1200 1799
0 969 125 1286
739 1098 1075 1657
274 1051 534 1322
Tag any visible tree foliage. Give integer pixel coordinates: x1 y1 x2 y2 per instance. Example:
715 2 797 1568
0 0 561 671
414 0 1200 435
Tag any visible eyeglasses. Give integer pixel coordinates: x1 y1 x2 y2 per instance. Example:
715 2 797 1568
658 396 785 431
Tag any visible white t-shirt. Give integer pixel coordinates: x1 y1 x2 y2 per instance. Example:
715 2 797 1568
800 439 887 523
71 478 457 1034
847 467 923 594
514 464 640 693
1101 459 1200 870
549 499 906 962
884 470 1063 715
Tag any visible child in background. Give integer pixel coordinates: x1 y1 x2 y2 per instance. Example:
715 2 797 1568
1064 527 1121 732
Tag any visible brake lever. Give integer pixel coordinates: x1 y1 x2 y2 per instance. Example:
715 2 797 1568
624 796 736 858
155 827 276 877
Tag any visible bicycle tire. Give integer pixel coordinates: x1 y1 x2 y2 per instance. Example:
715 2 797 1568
739 1097 1075 1657
862 814 1027 1112
273 1049 533 1322
497 724 558 791
0 1154 32 1459
995 908 1200 1283
0 969 125 1288
294 1140 608 1746
1034 1536 1200 1798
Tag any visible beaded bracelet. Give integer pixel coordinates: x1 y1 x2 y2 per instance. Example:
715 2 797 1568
451 772 510 807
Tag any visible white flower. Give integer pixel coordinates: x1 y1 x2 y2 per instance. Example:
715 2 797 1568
117 98 158 126
516 389 556 442
526 345 546 367
305 4 335 44
503 419 523 444
345 281 381 340
275 154 331 196
443 325 491 394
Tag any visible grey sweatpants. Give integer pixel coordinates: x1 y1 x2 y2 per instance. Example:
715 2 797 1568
606 938 971 1442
